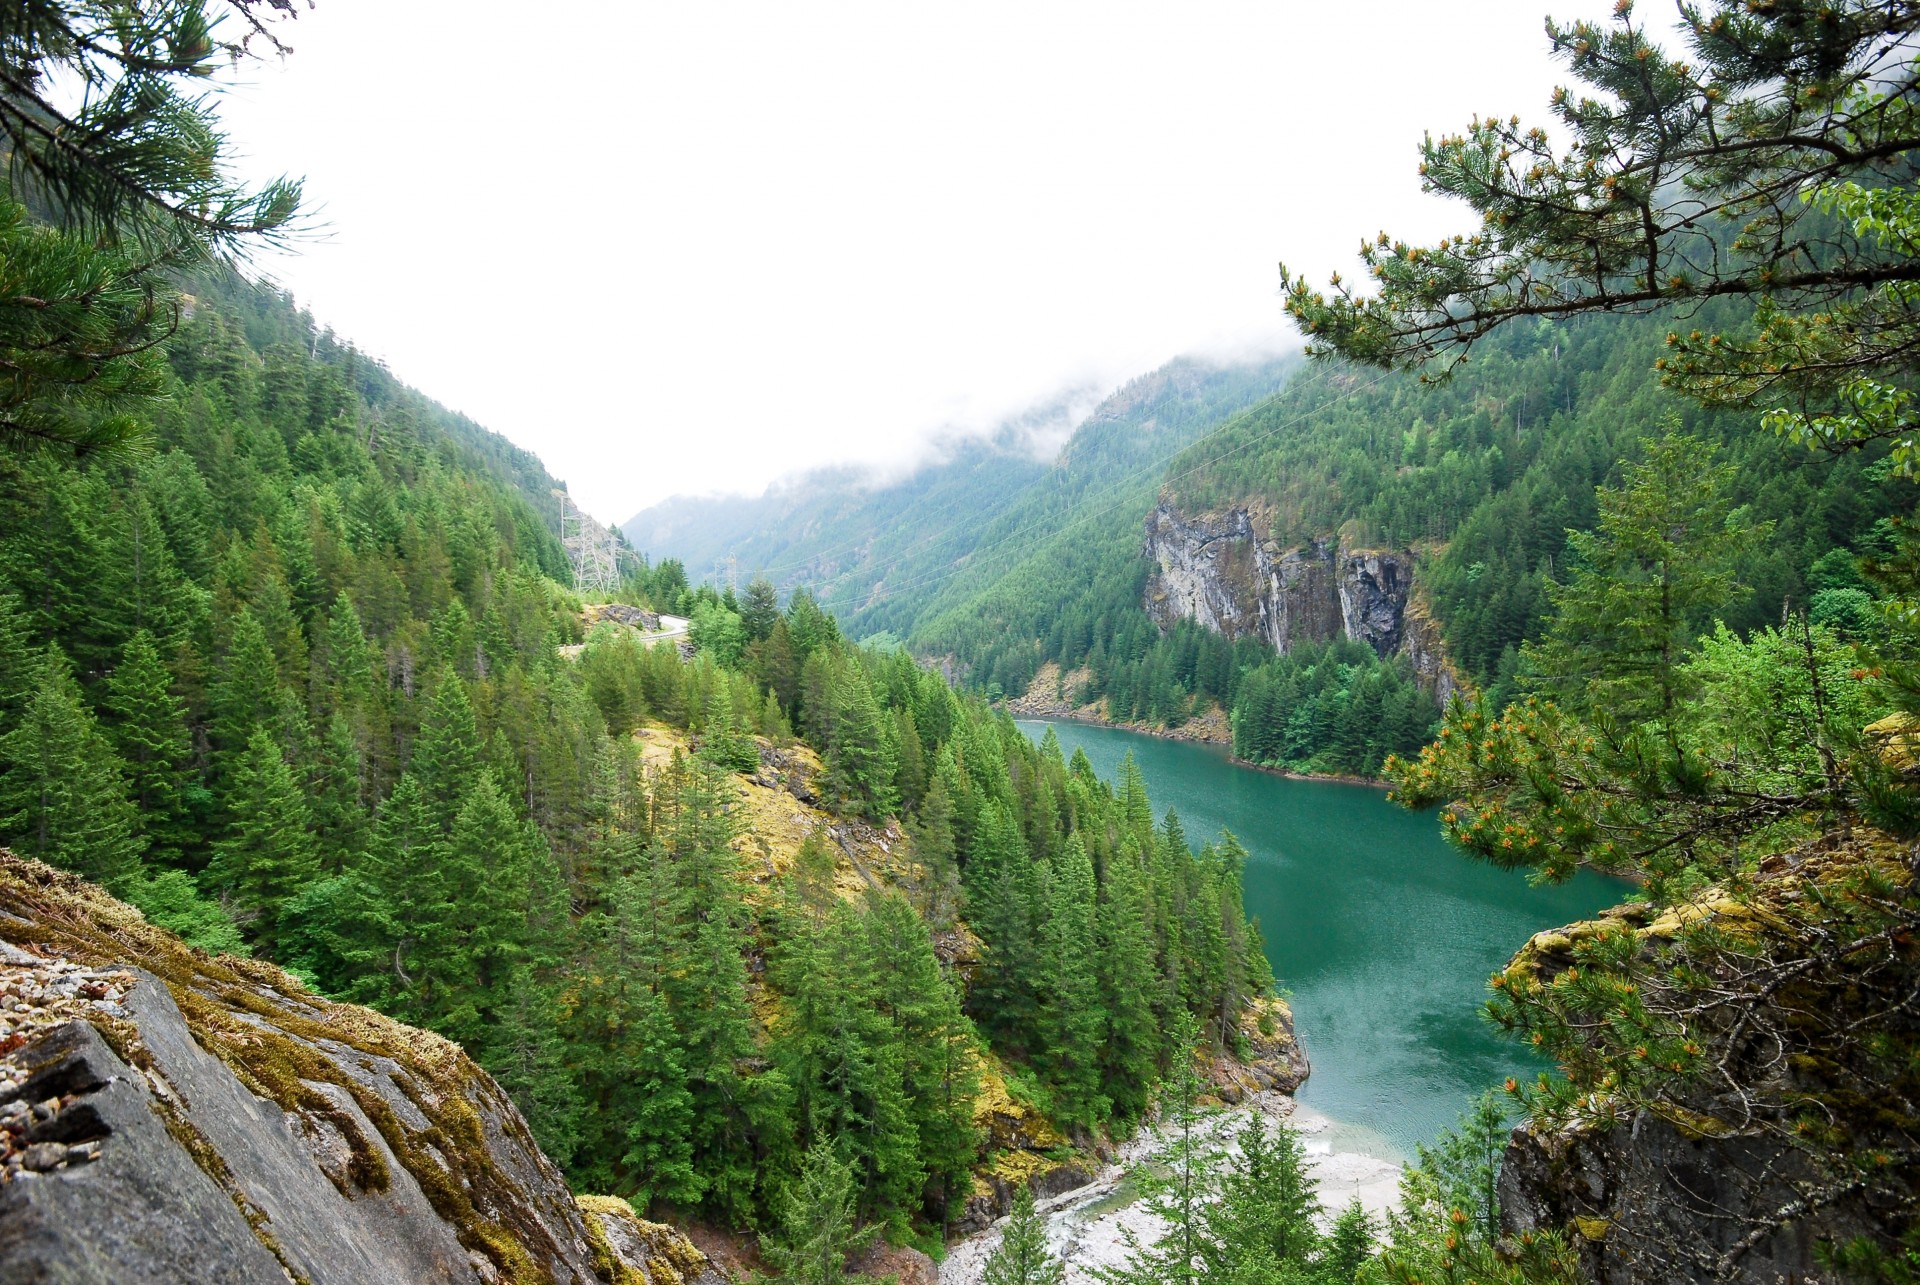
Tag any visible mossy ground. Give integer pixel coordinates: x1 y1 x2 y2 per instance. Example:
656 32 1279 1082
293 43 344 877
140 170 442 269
0 852 581 1283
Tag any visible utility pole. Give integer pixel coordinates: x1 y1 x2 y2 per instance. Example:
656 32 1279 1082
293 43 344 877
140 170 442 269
554 488 620 596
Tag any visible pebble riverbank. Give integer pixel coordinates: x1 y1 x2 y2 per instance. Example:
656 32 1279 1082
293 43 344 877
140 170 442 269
938 1094 1402 1284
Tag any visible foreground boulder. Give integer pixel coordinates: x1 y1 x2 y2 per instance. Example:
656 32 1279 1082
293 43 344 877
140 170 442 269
0 852 721 1284
1496 837 1917 1283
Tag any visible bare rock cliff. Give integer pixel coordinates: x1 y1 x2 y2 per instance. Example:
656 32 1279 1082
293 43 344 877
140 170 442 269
1142 501 1459 703
0 853 722 1285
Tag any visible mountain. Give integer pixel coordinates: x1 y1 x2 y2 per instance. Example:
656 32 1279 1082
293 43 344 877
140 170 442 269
0 263 1293 1259
623 353 1301 637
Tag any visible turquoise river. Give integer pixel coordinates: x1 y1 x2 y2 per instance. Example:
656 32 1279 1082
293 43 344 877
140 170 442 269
1016 719 1627 1161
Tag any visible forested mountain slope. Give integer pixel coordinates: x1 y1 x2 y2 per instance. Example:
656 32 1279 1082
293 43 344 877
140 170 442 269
0 263 1286 1251
625 354 1299 639
870 304 1901 777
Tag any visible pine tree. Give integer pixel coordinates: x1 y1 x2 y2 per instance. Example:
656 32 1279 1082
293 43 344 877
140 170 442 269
0 592 34 723
1096 1009 1214 1285
568 862 701 1209
481 965 584 1170
104 629 196 867
983 1188 1065 1285
966 801 1041 1047
1096 838 1164 1121
1038 835 1108 1131
348 774 453 1016
439 772 546 1039
410 673 483 832
859 889 981 1221
0 645 143 889
1526 433 1767 722
209 610 284 767
1317 1200 1377 1285
759 1139 877 1285
826 664 898 820
206 728 319 951
1198 1115 1323 1278
909 771 963 928
740 576 780 643
697 686 759 773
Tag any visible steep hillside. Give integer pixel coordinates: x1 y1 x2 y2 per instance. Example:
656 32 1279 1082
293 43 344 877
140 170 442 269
0 270 1297 1254
885 305 1902 776
0 851 722 1285
623 355 1299 638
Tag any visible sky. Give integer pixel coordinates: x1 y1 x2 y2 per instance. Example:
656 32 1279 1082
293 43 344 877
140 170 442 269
216 0 1644 525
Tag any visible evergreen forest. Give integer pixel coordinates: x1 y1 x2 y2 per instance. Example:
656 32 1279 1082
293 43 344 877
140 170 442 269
0 264 1277 1237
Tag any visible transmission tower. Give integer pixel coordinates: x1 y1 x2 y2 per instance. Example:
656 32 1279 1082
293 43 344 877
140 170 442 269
554 489 621 596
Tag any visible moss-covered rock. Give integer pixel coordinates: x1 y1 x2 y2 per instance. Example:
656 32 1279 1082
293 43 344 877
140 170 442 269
0 851 719 1285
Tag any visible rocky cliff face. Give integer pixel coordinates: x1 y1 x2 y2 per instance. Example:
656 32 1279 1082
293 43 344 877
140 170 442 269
1142 501 1460 701
1493 840 1917 1284
0 853 722 1285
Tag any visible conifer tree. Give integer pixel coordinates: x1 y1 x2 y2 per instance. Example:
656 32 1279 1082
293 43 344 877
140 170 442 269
104 629 196 867
697 686 759 773
1318 1200 1377 1285
1038 835 1108 1131
483 965 584 1170
826 664 898 820
966 800 1042 1046
859 889 982 1220
348 774 453 1016
410 674 483 832
438 772 545 1037
307 712 371 871
570 865 700 1209
1096 837 1165 1120
740 576 780 643
1097 1009 1213 1285
0 646 143 889
1198 1115 1323 1278
1525 433 1766 722
209 610 284 766
983 1188 1065 1285
207 728 319 951
0 593 33 723
759 1139 876 1285
908 772 962 928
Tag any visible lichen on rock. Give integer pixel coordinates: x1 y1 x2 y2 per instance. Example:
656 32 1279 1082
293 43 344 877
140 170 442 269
0 850 720 1285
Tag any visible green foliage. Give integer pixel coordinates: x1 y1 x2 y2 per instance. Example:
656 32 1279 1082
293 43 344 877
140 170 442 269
1524 433 1769 722
0 1 303 458
205 728 318 952
1368 1095 1579 1285
1278 1 1919 379
0 645 143 888
0 259 1287 1244
1099 1019 1359 1285
1231 640 1436 777
121 867 246 955
758 1139 877 1285
982 1188 1065 1285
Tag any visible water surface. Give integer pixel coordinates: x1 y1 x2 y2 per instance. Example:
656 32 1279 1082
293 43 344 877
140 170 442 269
1016 719 1625 1159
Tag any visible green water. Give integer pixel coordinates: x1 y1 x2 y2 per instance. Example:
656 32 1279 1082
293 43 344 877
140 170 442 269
1016 719 1627 1160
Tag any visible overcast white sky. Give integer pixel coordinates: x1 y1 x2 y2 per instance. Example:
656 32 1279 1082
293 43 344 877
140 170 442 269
217 1 1641 524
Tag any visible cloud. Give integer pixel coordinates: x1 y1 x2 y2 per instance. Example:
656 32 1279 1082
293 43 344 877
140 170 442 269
215 0 1638 523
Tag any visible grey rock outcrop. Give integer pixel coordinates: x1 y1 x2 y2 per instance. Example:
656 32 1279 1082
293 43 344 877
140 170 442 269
1491 842 1917 1283
1142 501 1459 697
0 853 720 1285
